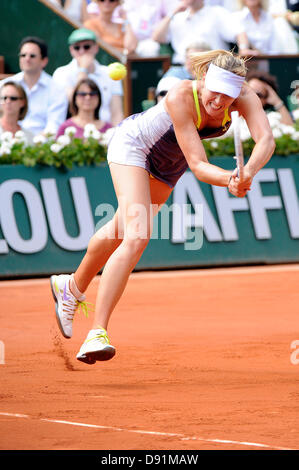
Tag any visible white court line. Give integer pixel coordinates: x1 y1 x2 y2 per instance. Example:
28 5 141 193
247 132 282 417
0 412 293 451
0 264 299 288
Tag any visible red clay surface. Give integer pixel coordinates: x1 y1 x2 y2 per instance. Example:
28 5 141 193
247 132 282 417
0 264 299 451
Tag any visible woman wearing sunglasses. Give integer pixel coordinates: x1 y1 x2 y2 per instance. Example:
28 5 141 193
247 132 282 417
246 69 294 126
56 78 113 138
83 0 137 54
0 81 33 144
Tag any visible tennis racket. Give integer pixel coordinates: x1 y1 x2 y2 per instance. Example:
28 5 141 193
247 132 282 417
231 111 244 182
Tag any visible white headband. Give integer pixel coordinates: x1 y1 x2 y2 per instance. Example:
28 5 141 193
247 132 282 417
205 63 245 99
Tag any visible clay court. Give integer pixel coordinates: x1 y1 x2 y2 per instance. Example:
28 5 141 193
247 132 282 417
1 264 299 451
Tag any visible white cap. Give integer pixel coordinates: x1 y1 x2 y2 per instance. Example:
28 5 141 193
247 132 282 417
156 76 181 96
205 63 245 99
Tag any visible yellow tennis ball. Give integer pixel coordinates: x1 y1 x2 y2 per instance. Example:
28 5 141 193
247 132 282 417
107 62 127 80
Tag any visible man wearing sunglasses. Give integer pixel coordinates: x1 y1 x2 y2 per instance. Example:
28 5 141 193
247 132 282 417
0 36 68 136
52 28 124 127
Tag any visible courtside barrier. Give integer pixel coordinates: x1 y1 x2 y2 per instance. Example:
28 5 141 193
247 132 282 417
0 155 298 278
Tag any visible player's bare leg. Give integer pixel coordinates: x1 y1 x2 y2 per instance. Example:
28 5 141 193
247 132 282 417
71 209 123 295
93 164 172 330
76 165 172 363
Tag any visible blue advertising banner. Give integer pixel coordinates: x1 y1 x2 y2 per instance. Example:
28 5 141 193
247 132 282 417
0 155 298 278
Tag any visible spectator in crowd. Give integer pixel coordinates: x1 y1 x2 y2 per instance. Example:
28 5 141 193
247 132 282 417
246 69 294 125
118 0 180 56
0 81 34 144
286 0 299 32
234 0 298 56
141 75 181 110
155 76 181 103
52 28 124 126
83 0 137 54
56 78 113 138
48 0 89 23
162 39 211 79
152 0 236 65
270 0 299 34
0 36 68 136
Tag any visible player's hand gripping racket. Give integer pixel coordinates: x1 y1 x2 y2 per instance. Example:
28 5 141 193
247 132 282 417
231 111 244 182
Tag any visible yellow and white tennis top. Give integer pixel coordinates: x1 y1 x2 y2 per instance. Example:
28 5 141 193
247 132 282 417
107 81 232 188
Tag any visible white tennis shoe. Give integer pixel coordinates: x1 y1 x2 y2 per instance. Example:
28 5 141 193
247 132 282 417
50 274 87 339
76 328 116 364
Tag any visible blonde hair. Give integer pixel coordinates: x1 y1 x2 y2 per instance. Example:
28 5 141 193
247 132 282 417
236 0 269 9
189 49 247 80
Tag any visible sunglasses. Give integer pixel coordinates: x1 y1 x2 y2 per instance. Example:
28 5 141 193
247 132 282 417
19 53 38 59
76 91 99 97
72 44 92 51
0 96 22 102
157 90 168 97
256 92 268 100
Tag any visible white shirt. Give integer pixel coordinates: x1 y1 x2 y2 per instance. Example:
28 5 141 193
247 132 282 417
52 59 123 124
0 71 68 136
47 0 82 21
232 7 281 54
123 0 180 39
168 6 236 64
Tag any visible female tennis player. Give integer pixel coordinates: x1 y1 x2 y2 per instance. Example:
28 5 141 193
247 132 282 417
50 49 275 364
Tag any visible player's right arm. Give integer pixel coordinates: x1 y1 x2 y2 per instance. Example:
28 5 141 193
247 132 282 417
236 85 276 179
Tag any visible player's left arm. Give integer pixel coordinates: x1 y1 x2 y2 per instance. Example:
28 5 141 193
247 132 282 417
166 86 232 187
236 85 276 179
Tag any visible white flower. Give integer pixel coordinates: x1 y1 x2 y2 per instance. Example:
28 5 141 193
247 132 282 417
91 129 101 140
0 131 13 143
83 123 101 140
12 130 28 146
210 141 218 149
84 123 97 136
267 112 282 130
0 143 12 156
100 127 115 146
43 126 56 139
279 124 296 136
57 134 71 146
14 130 25 140
50 143 63 153
291 131 299 141
272 127 283 139
33 134 47 145
64 126 77 137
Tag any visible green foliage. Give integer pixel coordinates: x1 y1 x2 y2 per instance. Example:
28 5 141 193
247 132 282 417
0 137 108 168
0 119 298 168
